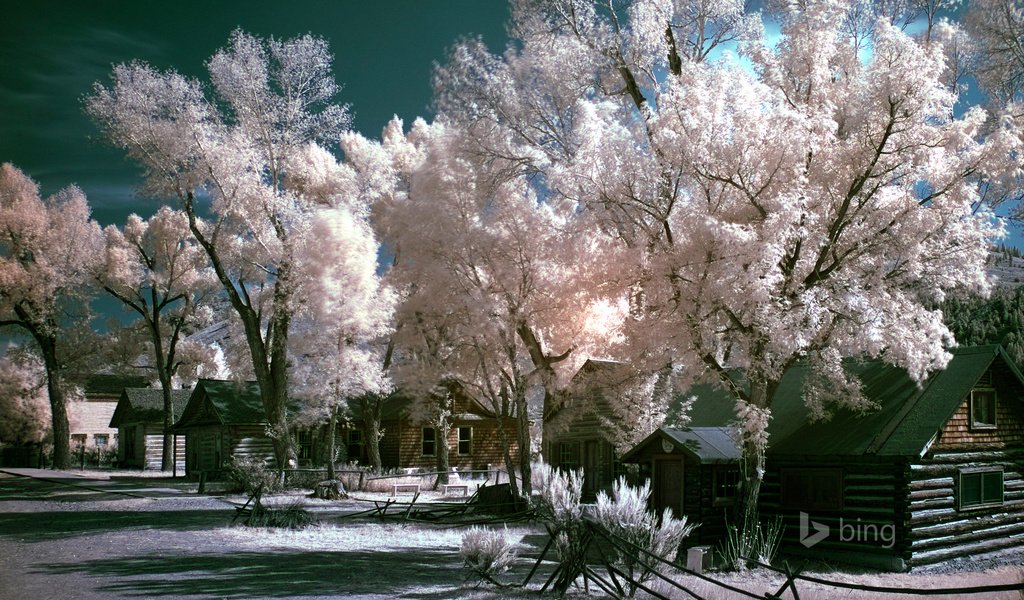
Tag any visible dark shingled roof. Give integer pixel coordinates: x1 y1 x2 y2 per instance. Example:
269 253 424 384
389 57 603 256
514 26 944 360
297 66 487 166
173 379 267 430
109 388 192 428
621 426 741 463
680 345 1024 458
83 374 150 396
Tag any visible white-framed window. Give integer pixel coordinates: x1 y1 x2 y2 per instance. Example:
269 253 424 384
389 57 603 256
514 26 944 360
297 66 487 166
958 468 1004 510
421 427 436 457
94 434 109 447
970 388 997 430
458 427 472 455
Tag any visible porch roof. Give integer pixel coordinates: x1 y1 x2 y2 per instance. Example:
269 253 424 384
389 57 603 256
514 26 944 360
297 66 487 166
620 426 740 464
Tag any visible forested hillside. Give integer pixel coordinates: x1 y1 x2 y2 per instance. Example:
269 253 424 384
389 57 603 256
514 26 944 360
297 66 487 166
945 246 1024 368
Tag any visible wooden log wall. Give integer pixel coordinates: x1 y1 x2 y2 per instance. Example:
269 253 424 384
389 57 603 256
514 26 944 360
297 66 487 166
230 425 276 467
688 461 730 545
758 458 907 567
905 385 1024 566
141 424 185 471
906 449 1024 566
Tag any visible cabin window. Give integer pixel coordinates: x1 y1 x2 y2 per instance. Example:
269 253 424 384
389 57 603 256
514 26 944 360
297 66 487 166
345 429 363 463
780 468 844 511
970 389 997 430
714 467 740 505
296 430 313 461
958 468 1003 509
71 434 87 447
558 442 579 468
421 428 436 457
458 427 473 455
94 434 109 447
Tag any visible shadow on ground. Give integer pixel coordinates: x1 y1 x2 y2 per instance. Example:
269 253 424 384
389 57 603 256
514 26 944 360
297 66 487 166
0 509 233 542
37 548 474 598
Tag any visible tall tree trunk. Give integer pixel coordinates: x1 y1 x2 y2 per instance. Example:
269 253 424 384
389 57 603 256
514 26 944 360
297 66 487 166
496 382 521 499
326 406 337 481
735 376 776 567
515 385 532 497
184 197 295 472
362 394 383 472
435 417 451 486
159 369 175 471
515 324 571 499
38 333 70 470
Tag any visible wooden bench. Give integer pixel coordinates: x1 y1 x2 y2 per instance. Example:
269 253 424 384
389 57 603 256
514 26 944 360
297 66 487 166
443 484 469 497
391 483 420 496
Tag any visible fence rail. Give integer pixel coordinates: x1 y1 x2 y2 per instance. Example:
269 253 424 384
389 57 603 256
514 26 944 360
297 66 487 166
524 518 1024 599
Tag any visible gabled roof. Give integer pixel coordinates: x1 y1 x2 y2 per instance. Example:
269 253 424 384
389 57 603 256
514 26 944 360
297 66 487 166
621 426 741 464
83 373 150 398
109 388 191 428
683 345 1024 458
173 379 267 430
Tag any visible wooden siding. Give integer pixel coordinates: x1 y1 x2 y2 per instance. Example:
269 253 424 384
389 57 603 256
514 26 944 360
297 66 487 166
230 425 277 466
69 400 118 446
935 391 1024 449
690 463 735 545
546 396 620 497
759 458 907 569
118 423 185 470
396 419 515 471
183 424 276 478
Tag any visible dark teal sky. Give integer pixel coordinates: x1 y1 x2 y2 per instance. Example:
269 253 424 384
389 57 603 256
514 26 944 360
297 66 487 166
0 1 509 226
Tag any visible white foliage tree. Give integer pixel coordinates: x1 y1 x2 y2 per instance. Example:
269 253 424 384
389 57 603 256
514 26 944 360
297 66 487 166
0 352 51 447
289 206 395 478
363 118 623 497
99 206 218 469
433 0 1022 527
0 164 105 469
87 31 375 468
965 0 1024 104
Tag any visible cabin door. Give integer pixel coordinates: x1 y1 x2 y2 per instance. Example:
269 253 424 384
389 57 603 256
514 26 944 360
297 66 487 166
655 458 684 517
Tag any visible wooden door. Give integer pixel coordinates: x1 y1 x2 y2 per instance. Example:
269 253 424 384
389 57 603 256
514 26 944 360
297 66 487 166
655 458 684 517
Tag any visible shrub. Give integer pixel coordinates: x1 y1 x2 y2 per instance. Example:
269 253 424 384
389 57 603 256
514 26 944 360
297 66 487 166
224 455 280 495
592 477 696 596
460 526 519 587
247 500 314 529
533 462 587 594
718 514 784 571
283 469 323 490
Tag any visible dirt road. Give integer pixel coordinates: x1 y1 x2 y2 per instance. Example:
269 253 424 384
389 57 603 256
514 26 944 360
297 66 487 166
0 470 504 600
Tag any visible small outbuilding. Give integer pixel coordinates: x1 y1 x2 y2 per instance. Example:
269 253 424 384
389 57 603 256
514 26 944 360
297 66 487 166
620 427 741 545
172 379 277 479
109 387 190 470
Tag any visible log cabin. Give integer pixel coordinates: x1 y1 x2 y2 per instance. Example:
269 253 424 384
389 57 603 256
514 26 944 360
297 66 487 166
172 379 279 479
342 389 519 473
109 387 189 470
623 345 1024 570
544 359 636 499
